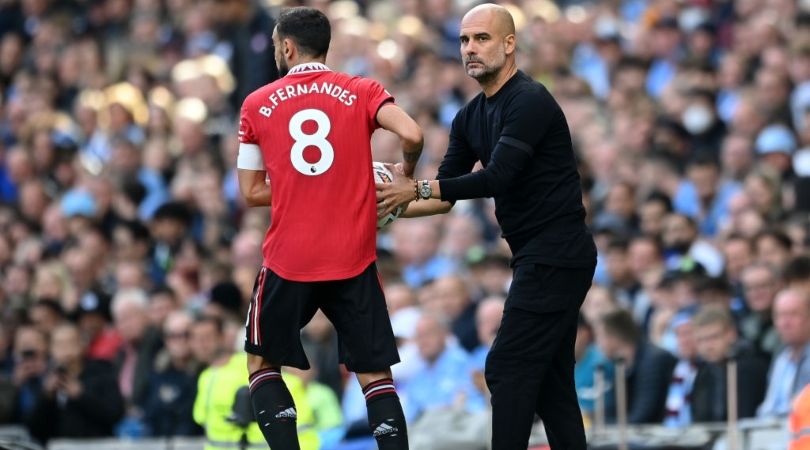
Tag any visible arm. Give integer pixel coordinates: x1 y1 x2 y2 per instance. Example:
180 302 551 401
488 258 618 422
400 198 452 218
236 102 270 207
376 113 476 217
376 103 423 177
238 169 271 207
437 93 551 201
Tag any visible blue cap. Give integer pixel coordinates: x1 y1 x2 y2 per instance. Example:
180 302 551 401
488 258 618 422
60 189 97 218
756 124 797 155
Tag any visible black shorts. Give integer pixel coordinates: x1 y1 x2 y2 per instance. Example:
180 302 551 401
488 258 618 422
243 262 400 373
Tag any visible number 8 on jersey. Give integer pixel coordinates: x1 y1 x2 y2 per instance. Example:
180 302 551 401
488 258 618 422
289 108 334 176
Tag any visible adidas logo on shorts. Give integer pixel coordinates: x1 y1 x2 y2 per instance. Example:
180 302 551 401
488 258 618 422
373 423 398 437
275 408 297 419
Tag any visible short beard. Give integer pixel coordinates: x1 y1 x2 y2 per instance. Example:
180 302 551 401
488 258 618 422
468 66 499 83
277 59 289 77
465 58 504 84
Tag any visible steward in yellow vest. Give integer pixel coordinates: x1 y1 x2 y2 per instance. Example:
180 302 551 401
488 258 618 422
190 317 318 450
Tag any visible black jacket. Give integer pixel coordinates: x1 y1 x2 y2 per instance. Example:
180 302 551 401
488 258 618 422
624 341 677 424
26 359 124 443
690 342 769 422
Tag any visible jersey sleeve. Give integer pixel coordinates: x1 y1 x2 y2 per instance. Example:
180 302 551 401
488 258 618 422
361 78 395 129
238 103 258 145
237 102 265 170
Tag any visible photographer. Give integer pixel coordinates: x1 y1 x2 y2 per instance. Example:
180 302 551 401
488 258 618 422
10 326 49 423
26 324 124 443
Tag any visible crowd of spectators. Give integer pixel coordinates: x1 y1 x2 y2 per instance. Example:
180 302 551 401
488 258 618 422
1 0 810 448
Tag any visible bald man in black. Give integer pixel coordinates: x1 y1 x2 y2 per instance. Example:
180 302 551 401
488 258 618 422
377 4 596 449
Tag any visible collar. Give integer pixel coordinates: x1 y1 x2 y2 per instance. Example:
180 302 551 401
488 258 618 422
287 62 331 75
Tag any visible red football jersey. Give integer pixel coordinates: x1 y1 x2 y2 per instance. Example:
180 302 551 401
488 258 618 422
238 62 393 281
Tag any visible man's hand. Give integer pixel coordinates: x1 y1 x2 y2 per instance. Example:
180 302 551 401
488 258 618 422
376 163 415 218
43 373 60 398
58 375 83 399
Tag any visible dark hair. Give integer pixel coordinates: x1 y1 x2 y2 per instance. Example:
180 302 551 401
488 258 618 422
194 315 224 336
33 298 65 318
784 255 810 284
694 276 733 297
643 191 673 213
600 309 640 345
754 228 793 252
276 7 331 58
688 152 719 170
616 56 649 73
607 236 630 252
725 233 753 249
152 201 193 228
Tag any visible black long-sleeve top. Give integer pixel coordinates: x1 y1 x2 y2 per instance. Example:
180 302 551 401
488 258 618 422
27 359 124 443
437 71 596 268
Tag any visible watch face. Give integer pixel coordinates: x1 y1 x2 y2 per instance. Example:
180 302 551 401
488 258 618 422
420 182 431 199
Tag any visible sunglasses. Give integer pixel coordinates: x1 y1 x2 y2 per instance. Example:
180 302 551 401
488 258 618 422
165 331 190 340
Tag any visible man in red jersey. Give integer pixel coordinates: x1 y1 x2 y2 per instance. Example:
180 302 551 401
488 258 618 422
235 7 422 450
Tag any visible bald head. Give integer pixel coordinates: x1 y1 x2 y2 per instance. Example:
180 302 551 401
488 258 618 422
462 3 516 37
459 3 517 89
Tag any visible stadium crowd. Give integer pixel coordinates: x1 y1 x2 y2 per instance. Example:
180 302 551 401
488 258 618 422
0 0 810 448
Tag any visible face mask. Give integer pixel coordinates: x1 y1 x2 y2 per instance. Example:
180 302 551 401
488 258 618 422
682 104 715 135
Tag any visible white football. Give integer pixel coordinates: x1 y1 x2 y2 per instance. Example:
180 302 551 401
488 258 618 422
373 162 403 229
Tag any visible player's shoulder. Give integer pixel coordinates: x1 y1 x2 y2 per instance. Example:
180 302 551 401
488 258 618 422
325 71 385 92
243 79 286 107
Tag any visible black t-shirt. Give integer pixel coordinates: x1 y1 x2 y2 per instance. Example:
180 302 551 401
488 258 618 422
437 71 596 268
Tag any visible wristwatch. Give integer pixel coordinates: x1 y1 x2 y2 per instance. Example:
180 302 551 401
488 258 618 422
418 180 432 200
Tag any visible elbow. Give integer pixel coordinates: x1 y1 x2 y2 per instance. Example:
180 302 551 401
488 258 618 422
403 124 424 150
243 194 261 208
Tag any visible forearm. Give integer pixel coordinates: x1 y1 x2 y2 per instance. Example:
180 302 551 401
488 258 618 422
245 184 271 207
376 103 423 177
400 198 452 217
437 143 529 202
401 140 423 178
238 169 271 207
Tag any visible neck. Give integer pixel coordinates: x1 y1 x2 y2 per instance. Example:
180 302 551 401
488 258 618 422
480 60 518 97
617 343 637 367
291 58 327 68
790 341 810 360
66 359 83 375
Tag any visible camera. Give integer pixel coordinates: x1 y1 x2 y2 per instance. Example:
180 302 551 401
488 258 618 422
54 365 68 377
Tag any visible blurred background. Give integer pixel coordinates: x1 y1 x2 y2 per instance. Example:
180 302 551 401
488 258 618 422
0 0 809 449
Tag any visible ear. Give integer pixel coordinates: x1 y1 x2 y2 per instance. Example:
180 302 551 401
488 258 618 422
504 33 516 56
283 38 295 60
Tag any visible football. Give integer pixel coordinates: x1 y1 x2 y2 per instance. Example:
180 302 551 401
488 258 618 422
373 162 403 229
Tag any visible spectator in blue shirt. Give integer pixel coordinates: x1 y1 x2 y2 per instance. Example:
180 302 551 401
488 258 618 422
402 313 484 422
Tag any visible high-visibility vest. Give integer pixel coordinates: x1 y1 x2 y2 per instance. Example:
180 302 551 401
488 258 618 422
193 353 319 450
790 383 810 450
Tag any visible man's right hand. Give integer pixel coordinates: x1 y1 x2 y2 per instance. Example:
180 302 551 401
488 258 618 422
376 163 416 218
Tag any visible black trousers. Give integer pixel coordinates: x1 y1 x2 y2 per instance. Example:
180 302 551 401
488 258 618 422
485 263 595 450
